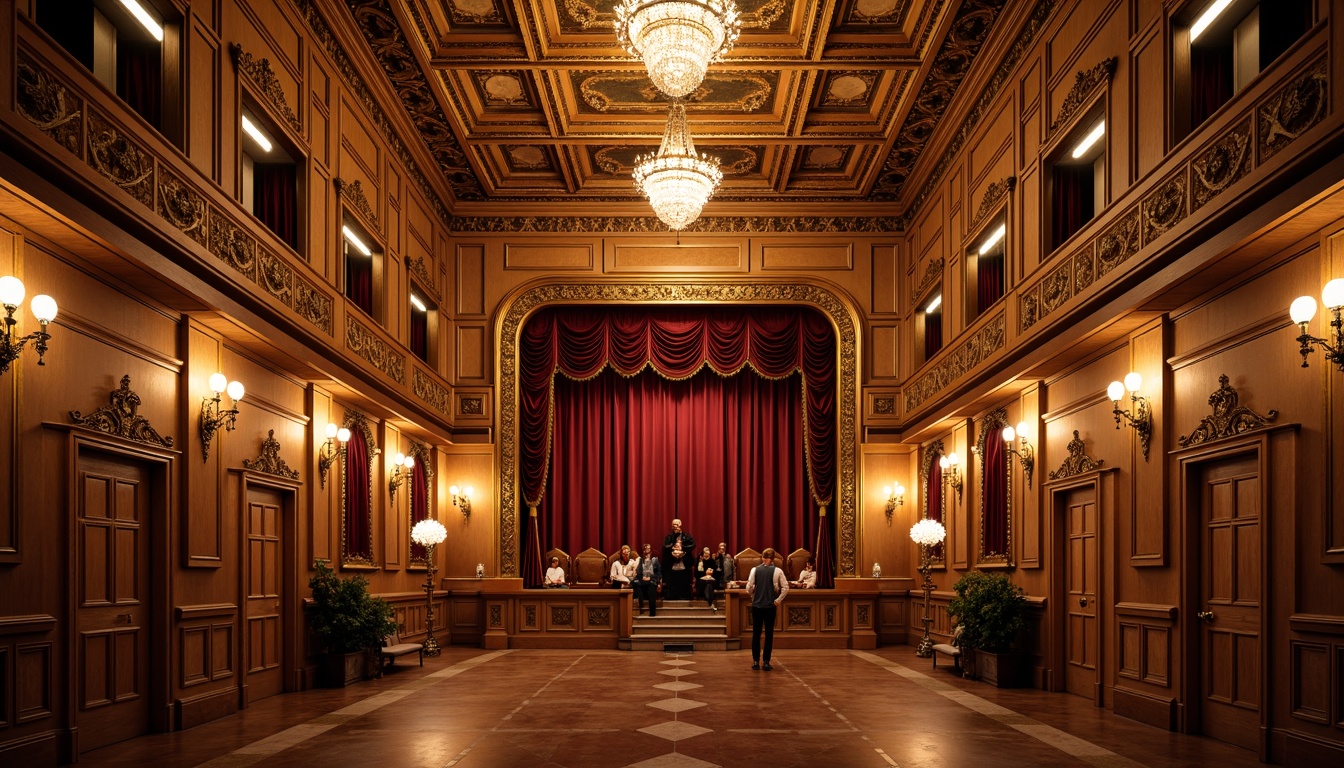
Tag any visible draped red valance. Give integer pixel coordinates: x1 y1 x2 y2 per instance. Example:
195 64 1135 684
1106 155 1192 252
518 306 837 514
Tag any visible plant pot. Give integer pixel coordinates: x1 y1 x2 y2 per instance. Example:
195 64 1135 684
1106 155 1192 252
974 649 1026 688
322 650 371 688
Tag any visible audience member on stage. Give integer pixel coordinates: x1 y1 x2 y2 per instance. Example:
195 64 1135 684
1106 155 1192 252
715 541 736 588
544 556 568 588
791 558 817 589
610 544 637 589
747 548 790 670
633 543 662 616
696 547 719 611
662 518 694 600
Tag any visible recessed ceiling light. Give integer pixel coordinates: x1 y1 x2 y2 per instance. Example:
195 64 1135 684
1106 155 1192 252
978 223 1006 255
925 294 942 313
241 115 272 153
342 226 372 256
120 0 164 42
410 294 427 312
1071 120 1105 159
1190 0 1234 42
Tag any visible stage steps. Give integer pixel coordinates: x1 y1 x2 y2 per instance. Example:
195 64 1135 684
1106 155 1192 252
620 600 739 651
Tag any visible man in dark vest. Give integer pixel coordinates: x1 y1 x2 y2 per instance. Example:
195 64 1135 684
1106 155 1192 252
747 547 790 670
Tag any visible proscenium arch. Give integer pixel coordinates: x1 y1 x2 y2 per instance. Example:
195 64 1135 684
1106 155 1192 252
495 280 862 578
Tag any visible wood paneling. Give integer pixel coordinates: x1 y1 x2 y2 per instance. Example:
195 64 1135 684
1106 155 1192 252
870 325 899 379
759 243 853 271
454 244 485 316
455 324 487 381
504 243 594 271
607 242 747 273
871 245 898 314
15 643 51 723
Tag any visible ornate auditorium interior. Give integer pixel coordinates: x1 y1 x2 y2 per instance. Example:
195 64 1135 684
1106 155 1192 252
0 0 1342 765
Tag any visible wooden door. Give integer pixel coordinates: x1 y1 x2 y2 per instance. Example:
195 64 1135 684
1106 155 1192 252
1197 454 1262 751
245 488 284 702
76 452 151 752
1064 486 1098 700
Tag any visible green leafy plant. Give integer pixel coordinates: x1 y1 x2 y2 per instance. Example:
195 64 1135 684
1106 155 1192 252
946 571 1027 653
307 560 397 655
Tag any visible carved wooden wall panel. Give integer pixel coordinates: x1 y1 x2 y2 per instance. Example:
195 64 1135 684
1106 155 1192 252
503 244 595 271
455 244 486 316
759 243 854 272
871 245 899 314
15 642 52 723
870 326 899 380
607 243 748 273
455 325 488 382
186 22 219 174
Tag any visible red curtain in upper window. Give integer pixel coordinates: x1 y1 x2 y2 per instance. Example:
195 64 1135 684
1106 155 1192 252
344 430 372 563
1190 44 1232 128
924 311 943 360
410 308 428 361
346 253 373 315
117 43 160 128
977 253 1004 314
255 165 297 249
983 435 1008 558
1051 164 1094 249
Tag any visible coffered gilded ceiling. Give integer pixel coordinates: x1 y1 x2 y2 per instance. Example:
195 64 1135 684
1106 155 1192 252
341 0 1025 218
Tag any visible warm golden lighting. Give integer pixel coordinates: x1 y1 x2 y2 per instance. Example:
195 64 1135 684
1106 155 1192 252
615 0 741 99
632 101 723 231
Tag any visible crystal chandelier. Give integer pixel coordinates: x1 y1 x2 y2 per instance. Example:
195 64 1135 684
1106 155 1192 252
615 0 741 99
633 101 723 231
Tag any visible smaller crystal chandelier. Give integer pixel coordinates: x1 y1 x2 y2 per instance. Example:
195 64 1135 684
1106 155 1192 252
633 101 723 231
616 0 741 99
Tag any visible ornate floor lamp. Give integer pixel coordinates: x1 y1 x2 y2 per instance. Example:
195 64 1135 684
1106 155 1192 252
411 518 447 656
910 518 947 658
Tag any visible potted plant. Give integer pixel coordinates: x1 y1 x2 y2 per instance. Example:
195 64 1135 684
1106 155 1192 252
946 571 1028 687
308 560 398 687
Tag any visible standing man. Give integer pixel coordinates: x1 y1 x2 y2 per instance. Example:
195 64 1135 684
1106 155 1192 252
661 519 694 600
632 543 661 616
747 548 789 670
714 542 734 589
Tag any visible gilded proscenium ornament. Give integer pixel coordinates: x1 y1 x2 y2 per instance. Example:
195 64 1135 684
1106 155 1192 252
70 375 174 448
1178 374 1279 448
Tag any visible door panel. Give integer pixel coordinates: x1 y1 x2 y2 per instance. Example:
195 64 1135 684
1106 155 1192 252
76 454 151 753
245 489 285 702
1198 455 1261 751
1064 486 1098 699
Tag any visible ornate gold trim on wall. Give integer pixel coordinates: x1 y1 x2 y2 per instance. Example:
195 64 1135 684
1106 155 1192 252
970 176 1016 232
242 430 300 480
1048 58 1117 137
412 368 449 415
334 178 381 238
911 257 944 304
450 215 902 234
1178 374 1279 448
406 439 434 566
975 407 1012 566
496 282 860 578
69 375 175 448
920 439 945 566
346 315 406 385
905 311 1006 412
1047 430 1103 481
228 43 302 133
340 410 380 567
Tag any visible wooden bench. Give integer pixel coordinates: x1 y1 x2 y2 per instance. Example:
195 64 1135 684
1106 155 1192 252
380 629 423 673
932 625 962 673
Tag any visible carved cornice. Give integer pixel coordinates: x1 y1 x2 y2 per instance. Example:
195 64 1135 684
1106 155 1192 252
346 315 406 384
1048 430 1103 480
242 429 300 479
1178 375 1279 448
911 257 944 303
905 312 1005 411
70 375 174 448
228 43 302 133
334 178 381 237
450 216 903 234
1048 57 1117 136
970 176 1016 232
497 283 859 579
407 256 441 303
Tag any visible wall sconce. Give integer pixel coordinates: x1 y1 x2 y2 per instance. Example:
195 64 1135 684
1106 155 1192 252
1107 372 1152 461
199 373 244 461
938 452 963 502
1001 422 1036 489
0 275 57 375
388 452 416 503
318 422 350 488
1289 278 1344 372
882 483 905 523
449 484 473 517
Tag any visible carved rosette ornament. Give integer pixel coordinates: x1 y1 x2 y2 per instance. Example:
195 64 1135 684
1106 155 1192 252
1259 58 1328 162
1049 57 1117 136
498 283 859 579
228 43 301 133
1178 375 1278 448
1048 431 1103 480
243 430 300 479
70 375 174 448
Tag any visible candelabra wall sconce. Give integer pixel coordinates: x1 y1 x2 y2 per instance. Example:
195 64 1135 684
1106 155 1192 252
1289 278 1344 372
1001 422 1036 489
449 484 474 518
0 275 57 375
317 422 350 488
409 518 447 657
939 452 963 502
1107 372 1152 460
199 373 244 462
882 483 905 523
388 452 416 503
910 518 947 658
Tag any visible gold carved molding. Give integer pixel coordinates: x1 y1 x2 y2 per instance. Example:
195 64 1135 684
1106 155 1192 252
1178 375 1279 448
346 315 406 385
496 282 860 579
1047 430 1103 481
1048 57 1116 137
334 178 382 237
905 311 1005 412
970 176 1015 232
70 375 174 448
228 43 302 133
242 430 300 480
910 257 944 304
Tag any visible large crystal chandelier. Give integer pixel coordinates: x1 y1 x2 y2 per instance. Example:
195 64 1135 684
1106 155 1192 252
615 0 741 99
632 101 723 230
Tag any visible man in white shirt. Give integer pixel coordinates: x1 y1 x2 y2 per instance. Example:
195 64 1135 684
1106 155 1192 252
544 556 568 588
791 558 817 589
610 544 637 588
747 548 789 670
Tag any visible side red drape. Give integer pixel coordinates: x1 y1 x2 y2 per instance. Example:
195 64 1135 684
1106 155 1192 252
1051 164 1093 249
255 164 297 249
927 458 944 561
977 252 1004 313
924 310 942 360
344 431 371 562
983 436 1008 558
346 253 373 315
410 460 428 562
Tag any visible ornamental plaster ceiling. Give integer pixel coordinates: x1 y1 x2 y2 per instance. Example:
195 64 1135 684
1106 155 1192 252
338 0 1039 222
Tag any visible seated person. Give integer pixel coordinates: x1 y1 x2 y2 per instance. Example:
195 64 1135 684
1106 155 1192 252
791 558 817 589
610 545 637 589
695 547 719 611
544 556 568 588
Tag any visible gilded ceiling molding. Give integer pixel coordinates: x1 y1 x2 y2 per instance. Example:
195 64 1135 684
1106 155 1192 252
346 315 406 384
242 430 301 480
294 0 456 226
450 215 901 234
496 282 861 579
1048 57 1117 136
1047 430 1103 481
334 178 381 236
900 0 1055 214
904 311 1005 412
449 0 505 25
970 176 1015 232
69 375 175 448
910 257 944 303
1178 375 1279 448
228 43 302 133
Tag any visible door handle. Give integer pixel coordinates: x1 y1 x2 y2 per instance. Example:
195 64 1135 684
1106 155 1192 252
1078 596 1087 607
116 613 132 624
1196 610 1215 623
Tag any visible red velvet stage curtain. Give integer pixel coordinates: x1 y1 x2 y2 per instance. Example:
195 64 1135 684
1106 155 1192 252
983 435 1008 558
519 306 837 587
410 460 428 562
117 43 160 128
977 252 1004 314
927 457 944 562
344 430 372 562
1051 164 1093 249
255 164 297 249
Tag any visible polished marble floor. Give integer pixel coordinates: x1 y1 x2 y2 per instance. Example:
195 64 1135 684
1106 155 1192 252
77 646 1269 767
